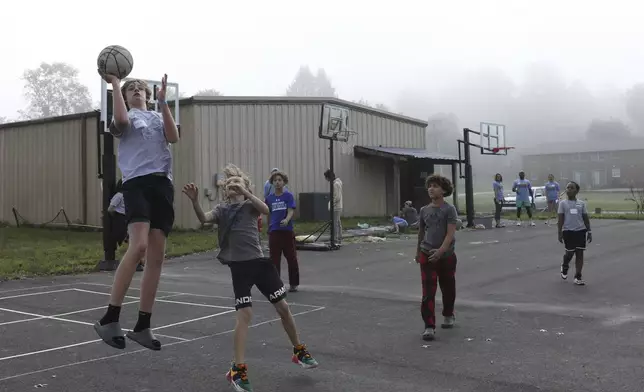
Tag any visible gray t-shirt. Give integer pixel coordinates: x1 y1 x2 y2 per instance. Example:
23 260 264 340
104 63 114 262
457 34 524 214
402 206 419 224
114 109 173 183
558 199 587 231
419 202 458 253
205 200 263 264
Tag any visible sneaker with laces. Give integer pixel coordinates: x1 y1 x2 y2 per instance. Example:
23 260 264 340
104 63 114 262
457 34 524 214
441 315 455 329
560 265 568 280
226 363 253 392
422 328 435 341
574 276 586 285
292 344 318 369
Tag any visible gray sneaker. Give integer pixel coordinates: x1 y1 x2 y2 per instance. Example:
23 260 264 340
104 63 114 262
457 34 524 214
422 328 435 341
441 316 455 329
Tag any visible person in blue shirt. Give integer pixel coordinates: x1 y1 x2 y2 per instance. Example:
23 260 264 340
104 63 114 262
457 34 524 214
265 170 300 292
492 173 505 228
512 171 535 227
544 174 561 226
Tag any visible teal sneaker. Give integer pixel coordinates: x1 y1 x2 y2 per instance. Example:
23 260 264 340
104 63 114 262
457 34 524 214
225 363 253 392
292 343 319 369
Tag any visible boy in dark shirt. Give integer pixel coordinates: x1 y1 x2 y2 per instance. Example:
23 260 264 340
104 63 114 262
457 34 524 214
416 174 458 341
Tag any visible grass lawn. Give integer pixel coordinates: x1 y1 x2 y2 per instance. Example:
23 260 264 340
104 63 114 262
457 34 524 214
0 216 390 280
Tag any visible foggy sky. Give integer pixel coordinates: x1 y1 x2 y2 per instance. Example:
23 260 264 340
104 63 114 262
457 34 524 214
1 0 642 122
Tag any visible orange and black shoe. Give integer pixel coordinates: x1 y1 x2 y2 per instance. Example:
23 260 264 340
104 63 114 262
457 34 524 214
292 343 319 369
225 362 253 392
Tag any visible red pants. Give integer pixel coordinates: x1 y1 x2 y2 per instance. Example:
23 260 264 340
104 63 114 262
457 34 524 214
268 230 300 287
418 251 457 329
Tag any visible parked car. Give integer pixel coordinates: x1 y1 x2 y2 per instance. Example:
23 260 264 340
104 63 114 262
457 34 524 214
501 186 549 212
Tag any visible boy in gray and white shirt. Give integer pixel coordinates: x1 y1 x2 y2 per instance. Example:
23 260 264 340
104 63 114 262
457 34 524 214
94 73 180 352
557 181 592 285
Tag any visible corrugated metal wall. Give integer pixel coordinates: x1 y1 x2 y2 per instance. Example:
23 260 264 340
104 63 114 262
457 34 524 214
189 101 425 226
0 99 424 229
0 113 100 225
0 104 196 228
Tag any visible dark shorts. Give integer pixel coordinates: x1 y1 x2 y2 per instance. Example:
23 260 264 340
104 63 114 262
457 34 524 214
563 230 587 251
122 173 175 237
229 258 286 310
111 212 128 246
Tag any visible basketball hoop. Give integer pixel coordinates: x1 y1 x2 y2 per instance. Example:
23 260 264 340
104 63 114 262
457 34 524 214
491 146 515 154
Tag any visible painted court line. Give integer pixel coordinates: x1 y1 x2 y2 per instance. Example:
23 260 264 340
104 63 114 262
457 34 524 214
79 282 323 308
72 288 140 300
0 306 325 382
0 283 79 295
72 288 234 310
0 293 184 327
152 298 234 310
0 289 74 301
152 310 236 330
0 308 239 362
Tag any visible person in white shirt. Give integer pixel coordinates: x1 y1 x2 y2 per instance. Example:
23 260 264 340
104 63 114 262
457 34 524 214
324 169 343 245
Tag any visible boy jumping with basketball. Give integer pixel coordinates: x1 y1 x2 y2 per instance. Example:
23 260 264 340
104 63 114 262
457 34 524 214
94 71 179 351
558 181 592 285
183 164 318 392
416 174 458 341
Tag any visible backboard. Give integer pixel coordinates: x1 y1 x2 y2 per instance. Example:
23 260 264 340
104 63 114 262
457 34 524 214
100 77 180 133
319 103 351 142
479 122 508 155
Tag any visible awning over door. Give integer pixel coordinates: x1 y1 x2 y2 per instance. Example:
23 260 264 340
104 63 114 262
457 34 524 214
354 146 461 164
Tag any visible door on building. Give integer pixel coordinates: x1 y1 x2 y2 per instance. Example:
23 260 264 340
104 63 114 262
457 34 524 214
592 170 602 188
573 171 582 185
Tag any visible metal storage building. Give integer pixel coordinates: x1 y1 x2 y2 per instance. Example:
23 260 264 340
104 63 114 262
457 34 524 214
0 96 460 229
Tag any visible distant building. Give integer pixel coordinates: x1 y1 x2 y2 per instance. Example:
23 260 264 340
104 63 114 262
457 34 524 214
522 138 644 189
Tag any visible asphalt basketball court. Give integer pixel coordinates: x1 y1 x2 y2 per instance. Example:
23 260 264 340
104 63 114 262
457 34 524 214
1 218 643 391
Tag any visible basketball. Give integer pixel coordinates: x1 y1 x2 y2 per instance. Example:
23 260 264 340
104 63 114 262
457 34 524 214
97 45 134 79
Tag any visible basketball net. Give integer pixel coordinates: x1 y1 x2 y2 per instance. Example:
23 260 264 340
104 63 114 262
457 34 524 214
339 129 358 155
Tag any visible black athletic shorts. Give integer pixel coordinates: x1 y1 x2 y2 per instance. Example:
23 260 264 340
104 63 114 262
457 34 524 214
562 230 587 251
229 258 287 310
122 173 175 237
111 213 128 246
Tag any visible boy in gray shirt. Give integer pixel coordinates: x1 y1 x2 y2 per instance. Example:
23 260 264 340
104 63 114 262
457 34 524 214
183 164 318 392
94 73 179 352
557 181 592 285
416 174 458 342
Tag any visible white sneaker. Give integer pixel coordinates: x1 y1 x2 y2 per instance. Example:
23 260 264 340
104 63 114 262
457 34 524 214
530 221 536 227
574 277 586 285
516 221 522 226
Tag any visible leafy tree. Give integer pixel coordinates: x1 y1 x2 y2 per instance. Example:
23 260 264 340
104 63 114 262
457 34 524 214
195 88 222 96
585 118 631 140
286 65 336 97
19 62 93 120
353 99 390 112
625 83 644 132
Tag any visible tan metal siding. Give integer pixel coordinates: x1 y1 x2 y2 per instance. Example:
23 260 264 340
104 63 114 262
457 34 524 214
0 116 92 225
0 101 425 229
191 103 425 220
